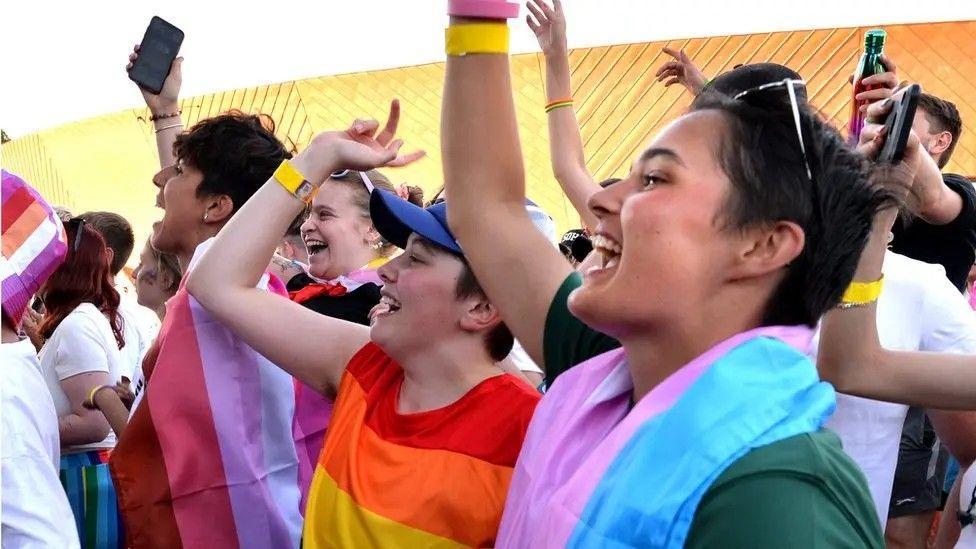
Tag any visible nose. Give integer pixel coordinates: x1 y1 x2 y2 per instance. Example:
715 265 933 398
377 255 399 285
300 216 315 238
587 176 627 222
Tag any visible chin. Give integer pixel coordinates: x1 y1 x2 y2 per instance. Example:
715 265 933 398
568 283 627 338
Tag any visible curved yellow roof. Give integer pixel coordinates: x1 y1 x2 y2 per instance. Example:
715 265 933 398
4 21 975 260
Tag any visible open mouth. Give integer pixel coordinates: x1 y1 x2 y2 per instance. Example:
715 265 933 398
304 238 328 256
590 234 622 271
376 291 402 318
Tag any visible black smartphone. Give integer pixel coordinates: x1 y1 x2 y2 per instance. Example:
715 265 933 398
878 84 921 164
128 16 184 95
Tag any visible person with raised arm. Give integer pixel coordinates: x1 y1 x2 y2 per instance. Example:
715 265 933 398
112 51 303 548
185 103 539 547
442 2 899 545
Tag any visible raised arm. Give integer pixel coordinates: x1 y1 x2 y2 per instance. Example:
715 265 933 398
654 47 708 96
442 10 573 365
818 96 976 410
526 0 601 231
127 45 183 168
187 107 413 396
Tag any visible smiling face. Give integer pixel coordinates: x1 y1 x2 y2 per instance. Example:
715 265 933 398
132 243 175 311
569 110 748 339
150 162 207 258
370 234 474 359
301 179 377 280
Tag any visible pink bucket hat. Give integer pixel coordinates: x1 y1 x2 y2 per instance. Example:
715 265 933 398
1 170 67 327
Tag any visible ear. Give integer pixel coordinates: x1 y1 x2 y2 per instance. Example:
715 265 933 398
365 223 382 248
929 130 953 158
728 221 805 281
203 195 235 225
458 294 504 334
105 247 115 268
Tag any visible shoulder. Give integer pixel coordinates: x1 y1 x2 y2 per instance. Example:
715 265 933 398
54 303 111 338
687 430 882 548
344 341 398 390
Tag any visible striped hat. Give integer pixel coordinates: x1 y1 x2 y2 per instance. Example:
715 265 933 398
1 170 67 327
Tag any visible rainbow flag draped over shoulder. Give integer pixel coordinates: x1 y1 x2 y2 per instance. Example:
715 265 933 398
497 326 834 548
110 240 302 548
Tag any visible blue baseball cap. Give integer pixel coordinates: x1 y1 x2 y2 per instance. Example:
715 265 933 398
370 189 463 254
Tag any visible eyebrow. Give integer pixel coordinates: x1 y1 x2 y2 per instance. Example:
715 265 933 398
639 147 686 167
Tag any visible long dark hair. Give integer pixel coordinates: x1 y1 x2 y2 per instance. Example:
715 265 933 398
39 219 124 349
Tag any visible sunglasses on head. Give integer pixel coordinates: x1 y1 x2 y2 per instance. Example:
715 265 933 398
330 170 375 193
67 217 86 252
733 78 813 183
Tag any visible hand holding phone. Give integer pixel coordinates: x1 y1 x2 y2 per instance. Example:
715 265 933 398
127 17 184 102
877 84 921 164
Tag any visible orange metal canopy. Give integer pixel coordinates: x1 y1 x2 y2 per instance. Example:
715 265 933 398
4 20 975 257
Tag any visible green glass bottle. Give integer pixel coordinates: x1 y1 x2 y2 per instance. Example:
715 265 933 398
847 29 887 145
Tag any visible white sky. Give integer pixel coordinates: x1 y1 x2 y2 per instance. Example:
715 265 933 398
2 0 974 136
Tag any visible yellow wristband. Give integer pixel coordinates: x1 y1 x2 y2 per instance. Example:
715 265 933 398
87 385 110 408
445 23 509 57
841 275 884 304
273 160 318 204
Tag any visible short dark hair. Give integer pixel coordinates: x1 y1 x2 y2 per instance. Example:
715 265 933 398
422 247 515 362
175 110 292 213
690 89 891 327
78 211 134 275
917 92 962 168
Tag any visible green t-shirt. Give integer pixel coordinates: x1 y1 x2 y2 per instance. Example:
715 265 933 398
542 272 883 547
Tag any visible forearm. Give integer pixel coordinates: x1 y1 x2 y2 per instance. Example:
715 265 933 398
442 18 526 232
914 151 962 224
544 51 600 230
58 412 110 446
929 411 976 466
150 99 182 168
93 390 130 439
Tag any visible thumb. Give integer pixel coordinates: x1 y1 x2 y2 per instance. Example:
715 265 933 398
171 57 184 76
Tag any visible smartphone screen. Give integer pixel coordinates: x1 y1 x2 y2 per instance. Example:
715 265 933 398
128 16 184 95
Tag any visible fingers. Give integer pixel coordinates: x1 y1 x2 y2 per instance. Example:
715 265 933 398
350 118 380 137
552 0 563 15
864 95 896 124
662 47 681 61
525 1 546 26
376 100 401 146
536 0 554 18
855 87 894 105
879 54 897 74
526 13 540 33
663 77 681 87
856 125 886 160
860 71 898 90
678 49 690 63
655 60 679 78
388 149 426 168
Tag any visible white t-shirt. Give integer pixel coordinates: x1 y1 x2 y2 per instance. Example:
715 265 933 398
117 291 160 383
958 466 976 548
1 338 80 548
814 252 976 526
38 302 124 452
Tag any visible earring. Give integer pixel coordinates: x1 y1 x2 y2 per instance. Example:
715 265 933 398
203 213 209 222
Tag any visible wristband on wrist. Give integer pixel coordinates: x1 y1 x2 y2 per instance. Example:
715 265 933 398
273 160 319 204
839 275 883 306
448 0 520 19
155 123 183 134
86 385 113 409
445 23 509 57
150 110 181 122
545 98 574 113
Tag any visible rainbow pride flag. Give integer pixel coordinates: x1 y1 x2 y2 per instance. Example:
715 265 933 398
110 240 302 548
303 342 539 547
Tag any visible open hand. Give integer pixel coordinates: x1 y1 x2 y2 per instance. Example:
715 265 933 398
655 48 707 95
292 99 425 186
526 0 567 57
127 44 182 114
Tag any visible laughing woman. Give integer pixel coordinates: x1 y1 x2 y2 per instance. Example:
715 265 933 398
437 3 900 546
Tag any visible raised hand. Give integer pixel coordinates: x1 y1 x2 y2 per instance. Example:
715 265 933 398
291 99 425 186
655 47 707 95
857 88 922 206
853 55 899 113
526 0 567 57
127 44 182 114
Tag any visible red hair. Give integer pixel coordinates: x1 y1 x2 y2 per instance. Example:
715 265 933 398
39 220 124 349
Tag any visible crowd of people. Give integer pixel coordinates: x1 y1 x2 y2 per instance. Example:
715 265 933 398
3 1 976 547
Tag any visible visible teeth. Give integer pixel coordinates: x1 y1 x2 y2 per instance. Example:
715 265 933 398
380 295 401 310
591 234 622 255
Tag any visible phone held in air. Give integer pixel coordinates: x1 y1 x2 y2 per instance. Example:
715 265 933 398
127 16 184 95
877 84 921 165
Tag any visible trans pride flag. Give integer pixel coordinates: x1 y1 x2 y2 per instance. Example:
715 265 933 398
497 326 834 548
110 240 302 548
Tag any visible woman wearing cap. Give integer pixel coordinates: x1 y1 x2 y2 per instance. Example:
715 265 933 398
437 1 903 545
36 219 125 548
185 102 540 547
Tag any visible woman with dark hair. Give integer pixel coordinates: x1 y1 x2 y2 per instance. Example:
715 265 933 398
37 218 125 548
